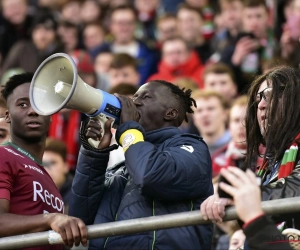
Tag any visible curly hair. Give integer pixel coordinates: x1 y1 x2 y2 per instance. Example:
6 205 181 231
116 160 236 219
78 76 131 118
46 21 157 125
245 66 300 169
1 72 34 101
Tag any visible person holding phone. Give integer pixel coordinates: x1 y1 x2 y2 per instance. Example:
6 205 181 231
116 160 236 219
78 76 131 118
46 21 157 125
219 167 293 250
201 66 300 236
219 0 276 93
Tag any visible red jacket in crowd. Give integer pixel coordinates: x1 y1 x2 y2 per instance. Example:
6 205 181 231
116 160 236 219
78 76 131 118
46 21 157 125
148 51 204 88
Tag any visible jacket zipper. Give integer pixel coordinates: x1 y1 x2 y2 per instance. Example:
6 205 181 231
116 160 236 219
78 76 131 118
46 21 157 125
103 213 118 249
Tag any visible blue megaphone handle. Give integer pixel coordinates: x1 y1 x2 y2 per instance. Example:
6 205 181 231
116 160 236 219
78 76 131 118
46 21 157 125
88 89 121 125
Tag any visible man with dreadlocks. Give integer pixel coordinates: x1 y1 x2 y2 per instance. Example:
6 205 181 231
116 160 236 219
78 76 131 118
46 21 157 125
201 66 300 249
69 80 213 250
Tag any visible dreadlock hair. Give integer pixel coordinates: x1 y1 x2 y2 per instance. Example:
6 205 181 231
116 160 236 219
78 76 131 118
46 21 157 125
1 72 34 101
245 66 300 170
148 80 196 125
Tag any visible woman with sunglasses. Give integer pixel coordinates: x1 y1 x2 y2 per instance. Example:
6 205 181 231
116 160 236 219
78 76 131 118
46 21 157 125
201 66 300 248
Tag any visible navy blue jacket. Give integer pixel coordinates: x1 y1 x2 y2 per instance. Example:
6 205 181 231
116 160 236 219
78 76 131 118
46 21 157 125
69 122 213 250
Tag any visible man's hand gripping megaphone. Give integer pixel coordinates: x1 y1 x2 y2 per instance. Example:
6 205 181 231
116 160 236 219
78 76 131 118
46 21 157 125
79 115 119 152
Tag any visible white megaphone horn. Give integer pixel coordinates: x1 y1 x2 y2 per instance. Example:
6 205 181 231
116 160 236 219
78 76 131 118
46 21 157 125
29 53 121 148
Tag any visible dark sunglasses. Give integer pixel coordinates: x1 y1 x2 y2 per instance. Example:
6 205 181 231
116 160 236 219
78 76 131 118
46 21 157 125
255 86 285 105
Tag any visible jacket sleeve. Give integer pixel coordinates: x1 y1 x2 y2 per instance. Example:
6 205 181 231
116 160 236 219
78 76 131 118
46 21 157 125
68 146 109 225
125 134 213 201
261 164 300 201
244 215 293 250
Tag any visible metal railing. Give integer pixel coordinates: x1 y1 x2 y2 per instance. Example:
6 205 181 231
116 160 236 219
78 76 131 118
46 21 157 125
0 197 300 249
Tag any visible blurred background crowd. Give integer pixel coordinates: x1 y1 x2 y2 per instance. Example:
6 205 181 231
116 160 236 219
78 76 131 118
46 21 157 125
0 0 299 249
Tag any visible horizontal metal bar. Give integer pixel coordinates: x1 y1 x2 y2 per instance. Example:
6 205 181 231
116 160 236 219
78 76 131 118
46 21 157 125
0 197 300 249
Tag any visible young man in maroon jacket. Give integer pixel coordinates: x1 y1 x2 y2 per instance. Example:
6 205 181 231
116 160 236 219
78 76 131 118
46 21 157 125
0 72 87 249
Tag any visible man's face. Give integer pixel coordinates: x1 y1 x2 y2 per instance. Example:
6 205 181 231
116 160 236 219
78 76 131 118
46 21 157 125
229 230 246 250
6 83 51 143
84 25 104 50
0 107 9 144
0 117 9 144
110 10 136 44
94 53 113 73
294 0 300 16
80 0 101 23
229 104 246 146
61 1 81 24
256 80 269 137
193 96 227 136
32 26 56 50
58 27 78 52
2 0 27 25
162 39 190 67
132 82 172 132
204 73 237 103
43 151 68 188
157 18 177 42
177 9 203 42
221 1 243 31
286 0 300 41
242 5 269 39
109 66 139 87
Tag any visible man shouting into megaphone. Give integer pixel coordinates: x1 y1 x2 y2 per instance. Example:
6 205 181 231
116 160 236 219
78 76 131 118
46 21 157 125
69 80 214 250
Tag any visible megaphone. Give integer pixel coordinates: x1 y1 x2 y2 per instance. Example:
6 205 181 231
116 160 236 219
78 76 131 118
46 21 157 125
29 53 121 148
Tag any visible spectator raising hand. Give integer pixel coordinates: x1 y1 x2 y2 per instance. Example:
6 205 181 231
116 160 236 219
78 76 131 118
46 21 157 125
219 167 294 250
231 35 260 66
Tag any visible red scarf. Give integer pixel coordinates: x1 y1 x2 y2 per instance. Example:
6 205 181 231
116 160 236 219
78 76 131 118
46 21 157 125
48 111 80 170
257 134 300 179
278 134 300 179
